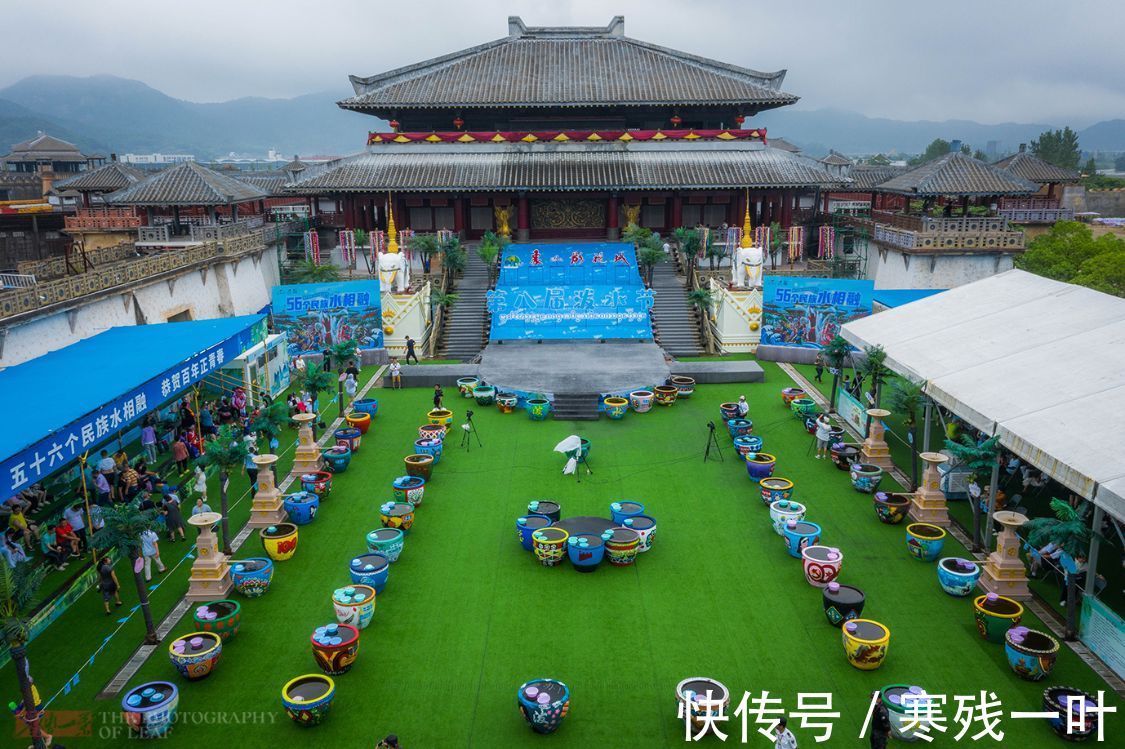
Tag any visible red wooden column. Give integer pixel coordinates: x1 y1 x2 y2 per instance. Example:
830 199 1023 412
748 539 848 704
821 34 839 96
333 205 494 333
606 194 619 240
780 191 792 228
671 194 683 230
517 193 530 241
345 196 356 229
453 197 465 238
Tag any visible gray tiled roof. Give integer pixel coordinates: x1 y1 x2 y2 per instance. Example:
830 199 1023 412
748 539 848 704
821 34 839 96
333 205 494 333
341 17 797 111
234 172 288 196
53 162 146 193
820 153 852 166
993 151 1079 184
285 142 845 193
5 132 85 161
845 164 909 190
105 161 268 206
876 152 1037 197
768 137 801 153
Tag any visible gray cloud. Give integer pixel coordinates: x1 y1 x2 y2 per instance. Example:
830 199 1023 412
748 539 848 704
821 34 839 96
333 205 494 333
1 0 1121 125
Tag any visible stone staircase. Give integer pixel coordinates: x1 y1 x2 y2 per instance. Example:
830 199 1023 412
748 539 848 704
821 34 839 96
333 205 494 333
650 261 704 357
552 392 602 421
439 250 491 361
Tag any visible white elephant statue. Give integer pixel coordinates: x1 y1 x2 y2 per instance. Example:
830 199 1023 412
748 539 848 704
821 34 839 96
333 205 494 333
378 251 410 293
733 244 764 289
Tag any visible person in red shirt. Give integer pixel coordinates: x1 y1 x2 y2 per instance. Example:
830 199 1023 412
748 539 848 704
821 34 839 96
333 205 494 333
54 519 81 557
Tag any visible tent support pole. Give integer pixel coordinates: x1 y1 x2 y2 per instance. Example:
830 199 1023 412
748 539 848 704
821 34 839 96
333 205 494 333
1086 505 1104 604
922 399 933 454
982 451 1002 552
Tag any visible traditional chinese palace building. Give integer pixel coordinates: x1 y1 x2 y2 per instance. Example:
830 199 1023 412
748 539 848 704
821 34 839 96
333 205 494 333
288 16 844 241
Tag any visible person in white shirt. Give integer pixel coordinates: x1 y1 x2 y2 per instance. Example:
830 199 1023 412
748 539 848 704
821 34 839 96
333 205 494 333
139 528 166 581
389 358 402 390
97 450 116 475
736 395 749 418
814 413 834 459
193 466 208 501
63 503 88 549
773 717 798 749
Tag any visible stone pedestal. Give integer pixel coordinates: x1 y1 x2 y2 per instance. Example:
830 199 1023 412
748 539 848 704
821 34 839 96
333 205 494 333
289 412 323 478
909 451 950 527
860 408 894 469
247 454 285 528
186 512 232 602
978 511 1032 601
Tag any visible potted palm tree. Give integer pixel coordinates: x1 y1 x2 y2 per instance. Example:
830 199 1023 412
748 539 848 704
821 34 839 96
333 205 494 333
440 236 467 278
284 259 341 284
477 239 499 284
197 425 250 555
1 564 50 749
672 227 700 277
410 233 440 275
859 344 890 410
822 335 852 412
295 361 335 428
703 232 726 272
1024 498 1096 639
885 380 923 489
944 433 1001 551
250 399 290 452
93 504 162 645
327 340 359 373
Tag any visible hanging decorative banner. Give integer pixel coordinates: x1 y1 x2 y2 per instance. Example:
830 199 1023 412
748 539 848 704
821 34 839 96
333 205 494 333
788 226 804 262
754 225 770 251
339 230 356 267
303 230 321 264
818 226 835 259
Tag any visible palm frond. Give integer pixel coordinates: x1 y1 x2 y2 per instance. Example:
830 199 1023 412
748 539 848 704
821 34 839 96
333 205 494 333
93 504 161 557
1049 497 1081 522
197 424 250 471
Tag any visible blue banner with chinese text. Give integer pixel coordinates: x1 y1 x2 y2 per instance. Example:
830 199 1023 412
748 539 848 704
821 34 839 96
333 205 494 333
271 281 384 356
761 276 874 348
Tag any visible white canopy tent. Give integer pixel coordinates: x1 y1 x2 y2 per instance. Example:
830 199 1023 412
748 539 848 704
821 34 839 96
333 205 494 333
841 269 1125 520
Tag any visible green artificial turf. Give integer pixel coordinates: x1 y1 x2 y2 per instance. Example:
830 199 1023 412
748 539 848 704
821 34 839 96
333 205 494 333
5 364 1120 747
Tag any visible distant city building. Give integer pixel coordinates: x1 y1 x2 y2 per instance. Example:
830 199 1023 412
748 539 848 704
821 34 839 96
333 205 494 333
119 153 195 165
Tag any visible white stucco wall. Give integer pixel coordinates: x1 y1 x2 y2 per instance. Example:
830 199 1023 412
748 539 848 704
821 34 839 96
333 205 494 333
1 248 280 368
865 248 1015 290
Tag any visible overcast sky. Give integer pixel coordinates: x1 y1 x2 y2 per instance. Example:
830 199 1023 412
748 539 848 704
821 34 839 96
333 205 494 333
2 0 1122 126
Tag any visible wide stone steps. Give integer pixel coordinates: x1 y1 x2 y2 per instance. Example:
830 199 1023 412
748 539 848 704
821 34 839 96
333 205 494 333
439 251 492 361
551 392 602 421
650 264 703 357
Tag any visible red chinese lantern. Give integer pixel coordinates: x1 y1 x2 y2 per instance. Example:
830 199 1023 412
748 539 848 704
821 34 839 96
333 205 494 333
388 119 400 132
453 115 464 130
670 114 682 128
734 114 745 126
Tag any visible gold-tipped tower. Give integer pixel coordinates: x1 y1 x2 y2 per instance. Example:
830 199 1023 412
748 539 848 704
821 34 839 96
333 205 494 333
740 189 754 249
386 192 399 254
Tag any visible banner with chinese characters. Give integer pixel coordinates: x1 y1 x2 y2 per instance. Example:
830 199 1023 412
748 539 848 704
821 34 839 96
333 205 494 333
271 280 384 356
2 319 265 496
761 276 874 349
499 242 642 286
487 285 655 340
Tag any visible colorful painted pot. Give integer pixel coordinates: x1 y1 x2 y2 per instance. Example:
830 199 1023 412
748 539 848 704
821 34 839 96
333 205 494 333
366 527 406 562
122 681 178 738
191 599 241 641
349 552 390 593
802 546 843 588
301 471 333 498
527 398 551 421
850 463 885 494
531 527 570 567
603 396 629 420
419 423 446 442
781 387 805 406
334 426 362 452
353 398 379 417
528 500 561 523
1005 627 1059 681
609 501 644 525
905 523 946 562
671 375 695 398
310 623 360 676
497 394 518 413
282 674 336 727
1042 686 1100 741
428 408 454 426
345 411 371 434
332 584 376 629
259 523 298 561
229 557 274 598
873 492 911 525
745 452 777 482
719 403 741 422
380 502 415 533
567 533 606 572
404 453 434 480
782 519 821 559
283 491 320 525
823 582 865 626
605 526 641 566
322 445 352 473
727 418 753 437
473 385 496 405
770 500 806 535
516 515 553 551
517 679 571 734
168 632 222 681
676 678 731 737
630 390 654 413
973 593 1024 643
413 437 443 464
733 434 764 459
392 475 426 505
937 557 981 597
790 397 818 417
760 476 794 506
842 619 890 671
830 443 860 471
624 515 656 552
881 685 936 741
456 376 480 398
654 385 678 406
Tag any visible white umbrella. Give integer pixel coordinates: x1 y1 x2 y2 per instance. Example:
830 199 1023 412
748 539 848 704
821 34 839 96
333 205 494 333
554 435 583 475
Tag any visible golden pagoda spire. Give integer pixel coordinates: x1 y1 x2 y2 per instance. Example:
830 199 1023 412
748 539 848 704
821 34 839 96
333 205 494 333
386 192 399 253
740 189 754 248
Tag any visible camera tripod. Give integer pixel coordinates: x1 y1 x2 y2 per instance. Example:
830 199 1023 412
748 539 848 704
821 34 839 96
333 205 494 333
460 410 482 451
704 421 724 462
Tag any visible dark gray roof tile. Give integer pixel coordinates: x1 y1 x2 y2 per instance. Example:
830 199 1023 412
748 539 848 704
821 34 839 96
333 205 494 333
105 161 268 206
876 152 1037 197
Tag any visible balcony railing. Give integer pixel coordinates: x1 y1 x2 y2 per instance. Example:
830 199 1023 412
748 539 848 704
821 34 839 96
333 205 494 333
861 210 1025 252
64 207 143 231
138 217 271 244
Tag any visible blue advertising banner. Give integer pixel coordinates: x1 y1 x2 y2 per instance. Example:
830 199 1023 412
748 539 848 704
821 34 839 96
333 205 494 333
271 281 384 356
499 242 642 286
761 276 874 348
488 285 655 340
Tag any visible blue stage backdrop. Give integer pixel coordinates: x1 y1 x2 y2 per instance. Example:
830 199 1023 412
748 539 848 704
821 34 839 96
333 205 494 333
761 276 874 348
271 281 384 356
489 242 654 340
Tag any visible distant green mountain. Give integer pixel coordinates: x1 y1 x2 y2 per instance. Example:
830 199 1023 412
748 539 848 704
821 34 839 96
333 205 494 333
0 97 109 155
